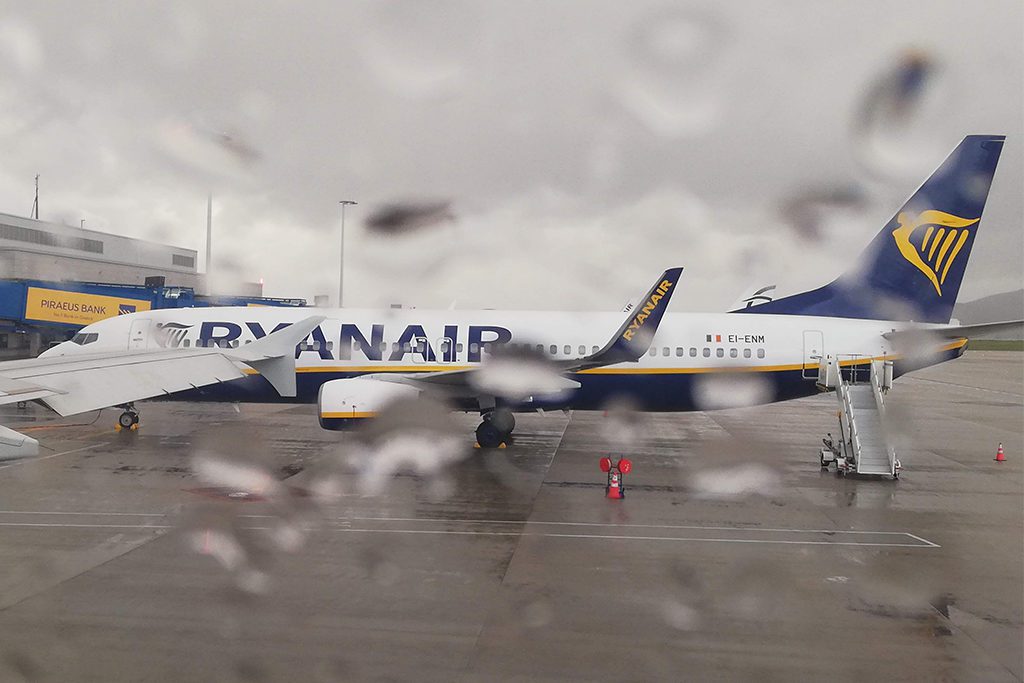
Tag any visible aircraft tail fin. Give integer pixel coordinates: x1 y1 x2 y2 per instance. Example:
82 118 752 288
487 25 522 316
736 135 1005 323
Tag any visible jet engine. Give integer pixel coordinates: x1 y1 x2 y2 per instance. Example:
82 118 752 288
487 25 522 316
317 377 420 430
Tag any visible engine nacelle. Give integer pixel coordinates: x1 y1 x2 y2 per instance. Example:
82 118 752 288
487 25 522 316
317 377 420 430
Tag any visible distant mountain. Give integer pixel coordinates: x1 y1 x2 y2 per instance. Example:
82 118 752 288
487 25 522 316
954 290 1024 339
954 290 1024 324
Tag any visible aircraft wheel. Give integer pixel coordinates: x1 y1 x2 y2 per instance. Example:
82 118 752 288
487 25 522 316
118 412 136 429
485 408 515 435
476 421 505 448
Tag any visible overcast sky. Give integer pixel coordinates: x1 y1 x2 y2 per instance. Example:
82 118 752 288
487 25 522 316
0 1 1020 311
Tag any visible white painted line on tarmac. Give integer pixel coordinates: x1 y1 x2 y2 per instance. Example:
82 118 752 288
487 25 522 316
0 528 174 532
0 442 108 470
0 521 939 547
0 511 940 546
902 532 942 548
329 528 938 547
322 516 932 537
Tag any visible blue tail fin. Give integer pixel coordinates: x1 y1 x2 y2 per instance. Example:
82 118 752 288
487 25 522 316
737 135 1005 323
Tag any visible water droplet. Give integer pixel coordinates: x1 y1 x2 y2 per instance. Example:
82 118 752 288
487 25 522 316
852 50 951 181
693 373 774 410
688 463 780 499
364 200 454 236
155 118 261 181
0 19 44 73
661 599 700 631
347 397 467 496
470 346 575 402
616 9 729 137
192 452 282 500
358 0 480 98
522 599 553 629
600 397 643 448
780 185 868 242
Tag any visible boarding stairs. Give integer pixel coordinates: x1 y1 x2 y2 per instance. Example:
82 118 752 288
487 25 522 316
816 356 899 478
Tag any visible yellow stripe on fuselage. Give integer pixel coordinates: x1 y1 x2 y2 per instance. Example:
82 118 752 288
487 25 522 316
242 339 967 377
321 411 376 419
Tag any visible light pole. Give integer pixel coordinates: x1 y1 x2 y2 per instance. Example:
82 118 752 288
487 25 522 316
338 200 357 307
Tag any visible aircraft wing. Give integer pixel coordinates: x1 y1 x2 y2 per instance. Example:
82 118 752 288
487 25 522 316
0 315 325 416
379 268 683 393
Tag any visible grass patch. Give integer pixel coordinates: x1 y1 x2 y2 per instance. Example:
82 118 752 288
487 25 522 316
969 339 1024 351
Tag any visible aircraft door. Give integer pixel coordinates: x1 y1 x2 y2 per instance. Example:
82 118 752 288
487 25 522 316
128 319 151 350
436 337 454 364
802 330 824 379
410 336 430 364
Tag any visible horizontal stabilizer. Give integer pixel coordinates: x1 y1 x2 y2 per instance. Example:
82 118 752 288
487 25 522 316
884 319 1023 343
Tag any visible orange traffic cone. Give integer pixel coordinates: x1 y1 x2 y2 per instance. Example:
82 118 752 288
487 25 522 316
606 469 623 499
994 443 1005 462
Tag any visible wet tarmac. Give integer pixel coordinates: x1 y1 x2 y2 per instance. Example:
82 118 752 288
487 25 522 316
0 350 1020 682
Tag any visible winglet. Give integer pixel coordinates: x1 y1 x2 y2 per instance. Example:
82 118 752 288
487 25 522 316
227 315 326 397
578 267 683 369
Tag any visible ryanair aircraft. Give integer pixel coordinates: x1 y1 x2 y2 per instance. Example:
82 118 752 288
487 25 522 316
0 135 1017 453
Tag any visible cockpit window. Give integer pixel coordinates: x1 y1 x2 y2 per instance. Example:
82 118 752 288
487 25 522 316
70 333 99 345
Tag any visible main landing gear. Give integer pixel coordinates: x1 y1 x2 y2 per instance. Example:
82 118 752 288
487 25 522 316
116 403 140 432
476 408 515 448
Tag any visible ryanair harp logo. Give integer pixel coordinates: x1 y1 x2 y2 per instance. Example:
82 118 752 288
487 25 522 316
154 322 193 348
892 210 979 296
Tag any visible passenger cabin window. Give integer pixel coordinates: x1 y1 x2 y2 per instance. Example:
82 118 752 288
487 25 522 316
743 348 751 358
716 348 724 358
675 347 683 357
549 345 557 355
689 348 697 357
729 348 737 358
648 348 656 357
592 346 599 354
578 345 586 355
563 345 571 355
757 348 766 359
457 343 464 352
662 347 669 357
183 339 191 348
702 348 710 357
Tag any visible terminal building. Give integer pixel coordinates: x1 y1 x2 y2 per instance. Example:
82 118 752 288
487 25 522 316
0 212 304 359
0 211 202 289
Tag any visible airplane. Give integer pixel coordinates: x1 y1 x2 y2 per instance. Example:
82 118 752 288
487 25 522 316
0 316 325 458
5 134 1019 453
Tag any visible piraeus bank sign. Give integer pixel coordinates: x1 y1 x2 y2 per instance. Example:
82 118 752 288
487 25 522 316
25 287 152 325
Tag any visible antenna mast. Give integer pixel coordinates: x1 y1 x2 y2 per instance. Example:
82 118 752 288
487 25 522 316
31 175 39 219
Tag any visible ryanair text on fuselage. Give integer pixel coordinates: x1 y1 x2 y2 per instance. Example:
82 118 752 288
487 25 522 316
158 320 514 363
